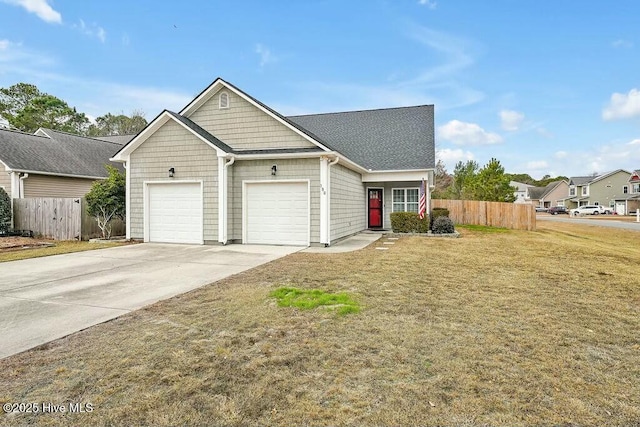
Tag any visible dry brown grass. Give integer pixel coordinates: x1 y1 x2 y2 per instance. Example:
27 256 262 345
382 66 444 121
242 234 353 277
1 222 639 426
0 239 131 263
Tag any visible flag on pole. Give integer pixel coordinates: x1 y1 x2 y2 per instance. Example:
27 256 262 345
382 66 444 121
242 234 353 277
418 179 426 219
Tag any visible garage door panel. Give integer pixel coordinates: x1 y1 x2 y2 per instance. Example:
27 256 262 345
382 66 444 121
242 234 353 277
245 182 309 245
148 183 202 244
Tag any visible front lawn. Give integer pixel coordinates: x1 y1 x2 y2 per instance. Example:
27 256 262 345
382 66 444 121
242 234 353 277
0 238 130 263
0 222 638 426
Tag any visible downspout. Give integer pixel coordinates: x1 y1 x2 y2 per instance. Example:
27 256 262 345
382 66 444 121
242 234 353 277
221 156 235 244
324 156 339 246
19 173 29 198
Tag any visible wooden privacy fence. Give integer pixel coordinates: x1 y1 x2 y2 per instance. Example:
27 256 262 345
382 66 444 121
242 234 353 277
432 199 536 231
13 197 125 240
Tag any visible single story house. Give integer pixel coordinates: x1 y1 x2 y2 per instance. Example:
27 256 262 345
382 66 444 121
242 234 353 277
0 128 127 199
111 78 435 246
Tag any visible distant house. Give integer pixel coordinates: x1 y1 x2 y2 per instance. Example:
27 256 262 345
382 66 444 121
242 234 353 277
526 180 569 208
510 181 535 203
0 128 130 199
566 170 632 212
613 169 640 214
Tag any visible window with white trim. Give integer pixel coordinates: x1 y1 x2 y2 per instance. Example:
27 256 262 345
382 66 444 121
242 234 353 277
633 183 640 193
393 188 419 213
623 185 629 194
569 186 576 196
219 91 229 109
582 186 589 196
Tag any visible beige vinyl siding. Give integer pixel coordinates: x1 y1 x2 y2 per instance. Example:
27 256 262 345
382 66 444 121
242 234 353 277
330 163 365 241
0 171 11 198
129 120 218 241
187 89 318 151
23 174 96 198
229 159 320 243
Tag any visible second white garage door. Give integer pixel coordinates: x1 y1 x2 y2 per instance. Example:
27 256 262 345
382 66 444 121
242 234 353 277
147 182 202 244
245 181 309 245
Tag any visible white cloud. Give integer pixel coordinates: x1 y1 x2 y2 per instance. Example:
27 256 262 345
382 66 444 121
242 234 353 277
554 151 568 159
438 120 502 146
436 148 475 166
602 88 640 120
526 160 548 170
74 19 106 43
0 39 9 50
418 0 437 9
627 138 640 145
1 0 61 23
612 39 633 49
499 109 524 131
255 43 276 68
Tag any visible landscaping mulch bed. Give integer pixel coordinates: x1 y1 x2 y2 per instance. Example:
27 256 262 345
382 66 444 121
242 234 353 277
0 237 55 251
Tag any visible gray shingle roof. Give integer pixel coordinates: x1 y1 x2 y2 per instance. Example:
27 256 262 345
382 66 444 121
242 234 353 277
0 128 122 178
569 176 594 186
288 105 435 171
94 134 135 145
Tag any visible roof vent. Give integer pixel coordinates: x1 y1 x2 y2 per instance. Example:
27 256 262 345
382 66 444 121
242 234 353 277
219 92 229 109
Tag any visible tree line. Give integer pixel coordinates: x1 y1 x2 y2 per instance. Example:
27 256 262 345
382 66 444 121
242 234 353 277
432 158 567 202
0 83 147 136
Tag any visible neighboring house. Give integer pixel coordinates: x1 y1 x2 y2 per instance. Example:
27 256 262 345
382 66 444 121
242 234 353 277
95 134 137 145
526 180 568 208
613 169 640 214
566 170 632 212
111 77 435 246
511 181 535 203
0 128 126 199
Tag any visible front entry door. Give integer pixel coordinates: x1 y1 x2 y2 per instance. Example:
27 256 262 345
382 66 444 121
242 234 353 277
368 189 383 228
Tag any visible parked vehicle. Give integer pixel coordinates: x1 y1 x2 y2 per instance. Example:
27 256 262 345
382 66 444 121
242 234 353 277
535 206 548 212
547 206 568 215
570 205 610 216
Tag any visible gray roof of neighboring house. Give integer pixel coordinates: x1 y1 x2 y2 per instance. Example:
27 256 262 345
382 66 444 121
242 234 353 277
288 105 435 171
0 128 123 178
94 134 136 145
569 176 595 186
529 180 563 200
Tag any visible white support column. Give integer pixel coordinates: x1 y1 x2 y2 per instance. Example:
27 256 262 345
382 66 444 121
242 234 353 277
10 172 20 199
218 156 226 243
124 158 131 240
319 157 329 245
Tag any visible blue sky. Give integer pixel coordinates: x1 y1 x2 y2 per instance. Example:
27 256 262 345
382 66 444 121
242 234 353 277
1 0 639 179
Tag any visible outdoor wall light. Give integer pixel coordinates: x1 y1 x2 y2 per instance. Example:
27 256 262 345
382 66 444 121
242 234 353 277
169 167 175 178
271 164 277 175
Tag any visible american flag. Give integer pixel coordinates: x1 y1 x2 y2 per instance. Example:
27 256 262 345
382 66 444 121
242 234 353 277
418 179 426 219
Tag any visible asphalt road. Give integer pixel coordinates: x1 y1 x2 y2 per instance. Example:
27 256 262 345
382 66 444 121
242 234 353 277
537 215 640 231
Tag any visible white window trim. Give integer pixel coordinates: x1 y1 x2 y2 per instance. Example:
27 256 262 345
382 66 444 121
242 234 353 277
392 187 420 213
219 91 230 109
623 185 629 194
569 187 576 196
581 186 589 196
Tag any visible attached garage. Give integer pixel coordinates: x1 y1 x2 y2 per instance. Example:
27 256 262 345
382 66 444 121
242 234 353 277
146 182 203 244
244 181 309 245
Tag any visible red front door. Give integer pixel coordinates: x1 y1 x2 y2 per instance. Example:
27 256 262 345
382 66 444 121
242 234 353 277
368 189 383 228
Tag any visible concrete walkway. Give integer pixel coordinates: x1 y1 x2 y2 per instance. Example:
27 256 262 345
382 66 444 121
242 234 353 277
302 232 382 253
0 243 301 359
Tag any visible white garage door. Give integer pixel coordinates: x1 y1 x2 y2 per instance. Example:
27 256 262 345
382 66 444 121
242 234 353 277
245 181 309 245
147 182 202 244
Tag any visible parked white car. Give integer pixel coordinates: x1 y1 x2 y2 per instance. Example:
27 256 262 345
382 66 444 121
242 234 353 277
570 205 611 216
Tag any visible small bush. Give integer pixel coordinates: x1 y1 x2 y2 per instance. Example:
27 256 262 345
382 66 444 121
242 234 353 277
430 207 449 229
0 188 11 234
432 216 455 234
390 212 429 233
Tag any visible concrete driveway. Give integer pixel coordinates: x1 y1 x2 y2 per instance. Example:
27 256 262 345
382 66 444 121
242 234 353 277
0 243 301 359
538 215 640 231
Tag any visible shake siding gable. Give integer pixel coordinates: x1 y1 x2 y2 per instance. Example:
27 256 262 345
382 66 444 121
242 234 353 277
129 120 218 241
0 172 11 197
229 159 320 243
23 175 96 198
330 163 365 241
186 89 318 151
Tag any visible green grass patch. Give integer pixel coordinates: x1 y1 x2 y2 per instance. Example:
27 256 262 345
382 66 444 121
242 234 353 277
270 287 360 315
457 224 511 233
